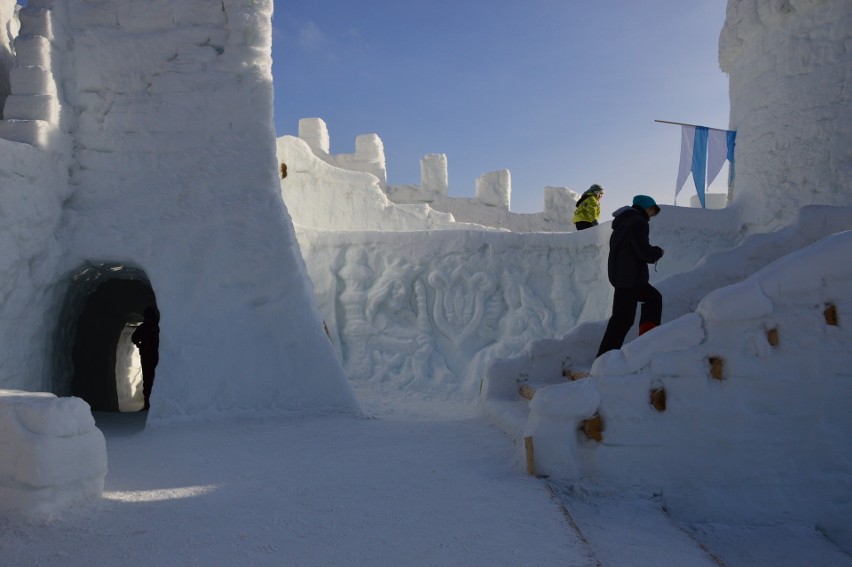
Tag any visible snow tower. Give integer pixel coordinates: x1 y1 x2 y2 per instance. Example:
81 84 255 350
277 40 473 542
0 0 358 420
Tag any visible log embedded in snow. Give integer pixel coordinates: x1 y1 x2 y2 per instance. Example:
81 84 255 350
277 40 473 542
518 383 536 401
562 369 589 381
580 415 603 442
825 303 838 326
524 436 536 476
650 387 666 411
767 328 779 346
709 356 725 380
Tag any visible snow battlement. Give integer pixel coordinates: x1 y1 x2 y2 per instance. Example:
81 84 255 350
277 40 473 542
285 117 579 232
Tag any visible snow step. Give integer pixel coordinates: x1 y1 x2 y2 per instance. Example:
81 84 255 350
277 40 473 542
0 119 53 147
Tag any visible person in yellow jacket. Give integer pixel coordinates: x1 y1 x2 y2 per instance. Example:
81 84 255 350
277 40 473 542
573 184 604 230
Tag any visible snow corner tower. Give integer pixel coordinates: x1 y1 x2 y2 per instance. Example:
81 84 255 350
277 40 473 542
0 0 359 421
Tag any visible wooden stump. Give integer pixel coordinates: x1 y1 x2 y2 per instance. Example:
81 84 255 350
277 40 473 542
650 387 666 411
767 328 779 346
518 384 536 401
524 436 536 476
580 414 603 442
563 369 590 381
709 356 724 380
825 303 838 326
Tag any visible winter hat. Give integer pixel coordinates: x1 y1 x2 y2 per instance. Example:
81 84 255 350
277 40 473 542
632 194 660 214
587 184 604 195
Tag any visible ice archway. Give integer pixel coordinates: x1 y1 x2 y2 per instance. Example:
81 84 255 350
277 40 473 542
55 264 157 412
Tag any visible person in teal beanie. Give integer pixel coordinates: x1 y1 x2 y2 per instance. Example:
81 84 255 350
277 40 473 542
596 194 664 357
572 184 604 230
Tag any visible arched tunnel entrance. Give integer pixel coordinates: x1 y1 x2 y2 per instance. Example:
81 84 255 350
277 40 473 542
58 264 158 412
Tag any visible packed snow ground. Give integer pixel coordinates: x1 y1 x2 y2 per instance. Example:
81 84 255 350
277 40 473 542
1 388 849 566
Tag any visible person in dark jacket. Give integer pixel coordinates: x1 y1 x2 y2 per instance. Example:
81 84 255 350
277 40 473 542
596 195 664 358
132 306 160 410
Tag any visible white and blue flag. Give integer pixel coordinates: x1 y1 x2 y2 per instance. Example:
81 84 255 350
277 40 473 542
675 125 736 208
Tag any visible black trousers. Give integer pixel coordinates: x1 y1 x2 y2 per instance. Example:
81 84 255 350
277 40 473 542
596 283 662 358
575 221 598 231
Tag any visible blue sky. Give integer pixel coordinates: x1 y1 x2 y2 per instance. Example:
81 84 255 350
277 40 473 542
271 1 731 217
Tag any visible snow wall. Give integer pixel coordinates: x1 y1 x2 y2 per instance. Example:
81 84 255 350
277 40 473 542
296 207 743 405
0 0 358 421
721 0 852 231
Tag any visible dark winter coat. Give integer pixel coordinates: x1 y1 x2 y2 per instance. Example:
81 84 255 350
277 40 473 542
607 205 664 288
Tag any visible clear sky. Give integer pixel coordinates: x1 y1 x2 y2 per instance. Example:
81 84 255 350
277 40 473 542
272 1 731 218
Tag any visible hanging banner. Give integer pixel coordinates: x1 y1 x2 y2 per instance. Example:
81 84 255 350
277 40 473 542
691 126 709 208
660 120 736 208
675 125 695 201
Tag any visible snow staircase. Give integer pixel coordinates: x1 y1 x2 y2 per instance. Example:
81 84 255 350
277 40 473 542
0 0 61 147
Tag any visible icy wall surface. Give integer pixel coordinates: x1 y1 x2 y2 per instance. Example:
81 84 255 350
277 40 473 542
720 0 852 230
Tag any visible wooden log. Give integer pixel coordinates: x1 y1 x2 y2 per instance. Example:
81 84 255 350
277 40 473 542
580 414 603 442
524 436 536 476
562 369 590 381
709 356 724 380
650 387 666 411
825 303 838 326
518 383 536 401
767 328 779 346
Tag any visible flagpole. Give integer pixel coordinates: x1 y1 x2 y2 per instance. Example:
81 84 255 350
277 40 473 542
654 119 730 133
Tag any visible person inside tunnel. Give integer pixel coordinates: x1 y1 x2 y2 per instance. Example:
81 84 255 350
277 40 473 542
131 306 160 411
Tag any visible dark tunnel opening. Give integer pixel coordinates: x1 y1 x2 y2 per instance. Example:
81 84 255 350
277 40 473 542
64 268 157 412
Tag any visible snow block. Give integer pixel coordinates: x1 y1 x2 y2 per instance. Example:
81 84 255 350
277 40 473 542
0 391 107 517
2 94 59 122
0 119 53 147
421 154 449 197
620 313 706 373
18 7 54 39
13 36 52 68
10 66 56 96
697 280 774 322
475 169 511 208
525 379 601 480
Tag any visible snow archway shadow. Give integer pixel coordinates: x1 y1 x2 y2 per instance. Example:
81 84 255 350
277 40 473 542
55 263 157 415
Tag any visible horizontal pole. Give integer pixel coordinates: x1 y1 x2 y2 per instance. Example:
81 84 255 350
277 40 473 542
655 119 731 132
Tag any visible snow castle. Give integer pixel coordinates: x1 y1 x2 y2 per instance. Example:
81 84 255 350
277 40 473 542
0 0 849 543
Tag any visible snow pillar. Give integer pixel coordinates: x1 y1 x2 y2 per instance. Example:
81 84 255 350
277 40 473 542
543 186 575 222
299 117 330 156
421 153 448 198
354 133 387 186
475 169 511 209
